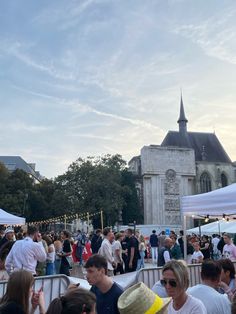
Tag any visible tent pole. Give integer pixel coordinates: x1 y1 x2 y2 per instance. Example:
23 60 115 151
183 215 187 262
218 220 221 235
198 219 202 237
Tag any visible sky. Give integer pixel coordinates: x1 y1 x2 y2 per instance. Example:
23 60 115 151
0 0 236 179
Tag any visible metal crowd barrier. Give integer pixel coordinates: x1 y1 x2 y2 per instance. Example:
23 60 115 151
0 274 70 314
136 261 236 289
136 263 202 289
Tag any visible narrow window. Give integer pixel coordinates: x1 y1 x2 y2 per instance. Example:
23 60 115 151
221 173 228 187
200 172 212 193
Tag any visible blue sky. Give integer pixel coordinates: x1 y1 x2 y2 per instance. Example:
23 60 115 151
0 0 236 178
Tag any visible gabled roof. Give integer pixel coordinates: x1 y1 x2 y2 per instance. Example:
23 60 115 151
0 156 41 180
161 131 231 163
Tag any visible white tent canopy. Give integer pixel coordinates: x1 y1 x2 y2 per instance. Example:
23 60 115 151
187 220 236 235
0 208 25 225
181 183 236 216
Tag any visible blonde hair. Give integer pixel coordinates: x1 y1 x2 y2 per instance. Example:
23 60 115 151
162 260 189 290
139 235 145 242
115 233 123 241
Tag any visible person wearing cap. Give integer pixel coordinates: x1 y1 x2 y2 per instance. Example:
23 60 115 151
85 254 123 314
0 228 15 252
118 282 171 314
162 260 207 313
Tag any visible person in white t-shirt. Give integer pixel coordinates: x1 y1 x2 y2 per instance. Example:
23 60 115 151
212 234 221 260
161 260 207 314
222 233 236 261
191 242 204 264
188 259 231 314
112 232 124 275
99 227 116 276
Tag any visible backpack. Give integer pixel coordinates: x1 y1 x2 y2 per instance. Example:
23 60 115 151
81 234 86 246
77 234 86 246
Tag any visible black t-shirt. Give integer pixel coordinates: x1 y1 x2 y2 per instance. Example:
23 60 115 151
91 234 102 253
0 301 25 314
150 234 158 247
127 236 140 261
62 239 71 264
121 236 128 251
91 282 123 314
0 237 8 250
200 241 211 259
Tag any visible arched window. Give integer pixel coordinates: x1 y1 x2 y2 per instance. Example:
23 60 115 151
221 173 228 187
200 172 212 193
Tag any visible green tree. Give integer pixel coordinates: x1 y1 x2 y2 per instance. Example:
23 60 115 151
121 169 142 224
56 154 130 226
0 155 142 226
0 169 33 216
0 163 9 201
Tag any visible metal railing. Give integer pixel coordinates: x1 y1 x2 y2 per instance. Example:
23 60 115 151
136 261 236 289
135 263 202 289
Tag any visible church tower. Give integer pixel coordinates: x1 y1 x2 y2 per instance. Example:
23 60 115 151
177 94 188 134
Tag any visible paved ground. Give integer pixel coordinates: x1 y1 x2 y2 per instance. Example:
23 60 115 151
70 260 157 279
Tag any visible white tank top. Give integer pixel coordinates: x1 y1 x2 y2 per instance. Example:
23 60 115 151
47 244 56 262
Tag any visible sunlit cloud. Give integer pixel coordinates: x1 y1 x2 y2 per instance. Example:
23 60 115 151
0 0 236 178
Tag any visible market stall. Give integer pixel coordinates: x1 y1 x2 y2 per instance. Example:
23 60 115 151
181 183 236 258
0 208 25 225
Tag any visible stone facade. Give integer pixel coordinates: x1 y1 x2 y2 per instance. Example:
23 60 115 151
130 146 196 225
129 98 236 228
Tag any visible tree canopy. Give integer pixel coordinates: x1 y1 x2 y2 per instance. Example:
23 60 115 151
0 155 142 226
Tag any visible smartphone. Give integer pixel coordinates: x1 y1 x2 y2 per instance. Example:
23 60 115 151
38 281 44 292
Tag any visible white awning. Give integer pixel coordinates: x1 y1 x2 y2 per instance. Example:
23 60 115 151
181 183 236 216
0 208 25 225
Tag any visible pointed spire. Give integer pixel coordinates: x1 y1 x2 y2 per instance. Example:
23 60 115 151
177 92 188 134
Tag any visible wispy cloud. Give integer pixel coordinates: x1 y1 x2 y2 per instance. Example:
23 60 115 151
2 41 76 81
0 122 52 133
32 0 98 30
68 133 113 141
172 6 236 65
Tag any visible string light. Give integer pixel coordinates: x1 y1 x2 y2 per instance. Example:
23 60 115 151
222 214 226 221
27 211 100 225
204 215 209 223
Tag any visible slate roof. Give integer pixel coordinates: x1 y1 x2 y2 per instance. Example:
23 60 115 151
0 156 41 180
161 131 231 163
178 95 188 124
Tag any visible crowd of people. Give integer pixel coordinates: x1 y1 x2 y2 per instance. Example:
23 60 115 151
0 224 236 313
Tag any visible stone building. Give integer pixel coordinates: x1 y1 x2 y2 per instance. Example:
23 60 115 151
129 97 236 227
0 156 42 182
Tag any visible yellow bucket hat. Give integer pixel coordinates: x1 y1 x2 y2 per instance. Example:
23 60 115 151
118 282 171 314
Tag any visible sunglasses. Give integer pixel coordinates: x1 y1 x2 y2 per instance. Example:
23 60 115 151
160 279 177 288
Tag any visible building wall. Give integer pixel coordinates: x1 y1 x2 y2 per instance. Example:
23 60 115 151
196 162 235 193
141 146 196 226
129 147 236 229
